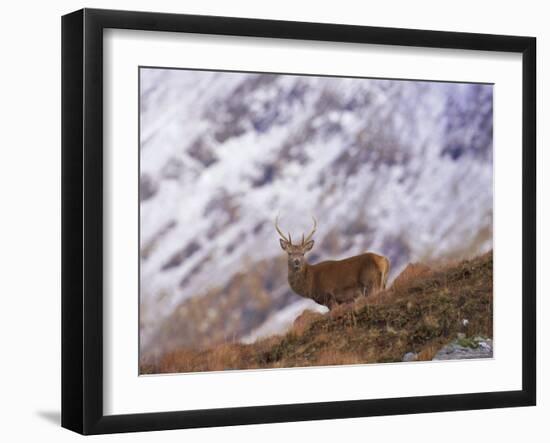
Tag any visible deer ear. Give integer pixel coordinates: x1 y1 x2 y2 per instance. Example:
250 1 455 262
280 239 289 251
303 240 314 252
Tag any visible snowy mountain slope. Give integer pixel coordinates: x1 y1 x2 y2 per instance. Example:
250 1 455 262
139 68 493 357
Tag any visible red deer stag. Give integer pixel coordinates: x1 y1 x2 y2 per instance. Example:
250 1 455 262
276 216 390 309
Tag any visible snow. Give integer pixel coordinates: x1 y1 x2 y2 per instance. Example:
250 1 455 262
241 300 328 344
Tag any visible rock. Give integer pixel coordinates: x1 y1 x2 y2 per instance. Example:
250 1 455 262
140 174 158 202
478 341 491 350
402 352 418 362
432 337 493 361
161 157 185 180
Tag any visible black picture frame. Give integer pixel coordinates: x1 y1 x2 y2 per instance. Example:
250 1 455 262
61 8 536 435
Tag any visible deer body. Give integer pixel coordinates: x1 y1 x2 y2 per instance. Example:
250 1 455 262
276 216 390 309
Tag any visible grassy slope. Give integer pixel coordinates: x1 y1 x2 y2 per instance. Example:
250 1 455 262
142 251 493 374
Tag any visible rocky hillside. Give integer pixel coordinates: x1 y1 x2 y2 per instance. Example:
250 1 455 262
142 251 493 373
139 68 493 358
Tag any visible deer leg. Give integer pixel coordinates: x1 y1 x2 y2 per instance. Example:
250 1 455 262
323 293 335 310
363 281 375 298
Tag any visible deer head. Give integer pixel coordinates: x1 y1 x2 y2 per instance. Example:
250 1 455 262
275 215 317 272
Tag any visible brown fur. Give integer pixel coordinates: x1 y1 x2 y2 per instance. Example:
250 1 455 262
281 241 390 309
276 217 390 309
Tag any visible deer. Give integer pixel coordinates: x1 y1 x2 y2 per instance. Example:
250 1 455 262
275 216 390 309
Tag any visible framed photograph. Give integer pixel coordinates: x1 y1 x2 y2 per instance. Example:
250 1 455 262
61 8 536 435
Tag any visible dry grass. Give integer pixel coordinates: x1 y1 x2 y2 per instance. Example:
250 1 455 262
391 262 433 292
292 310 325 337
417 344 441 361
315 349 364 366
141 251 493 374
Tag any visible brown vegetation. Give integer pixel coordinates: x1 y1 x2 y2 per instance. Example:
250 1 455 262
391 262 432 292
141 251 493 374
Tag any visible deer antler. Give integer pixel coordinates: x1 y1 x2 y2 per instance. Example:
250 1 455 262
275 215 292 245
302 216 317 245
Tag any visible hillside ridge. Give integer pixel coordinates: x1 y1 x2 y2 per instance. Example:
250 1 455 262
142 251 493 374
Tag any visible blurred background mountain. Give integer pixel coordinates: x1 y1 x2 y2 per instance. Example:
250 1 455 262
139 68 493 363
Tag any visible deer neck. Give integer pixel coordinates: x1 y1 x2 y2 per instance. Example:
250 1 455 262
287 262 311 298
